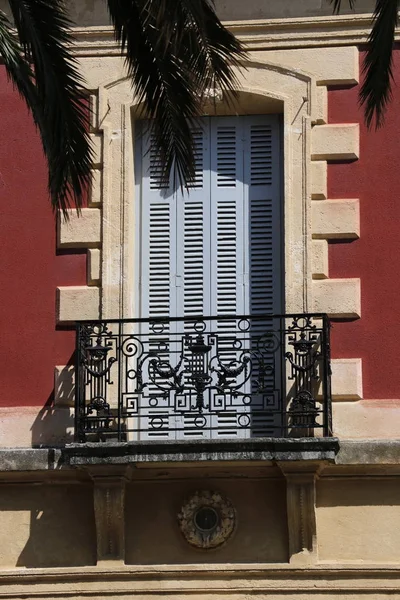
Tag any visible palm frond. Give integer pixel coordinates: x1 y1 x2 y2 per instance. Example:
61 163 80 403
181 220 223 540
107 0 245 188
329 0 356 14
180 0 244 98
7 0 92 214
360 0 399 128
151 0 244 91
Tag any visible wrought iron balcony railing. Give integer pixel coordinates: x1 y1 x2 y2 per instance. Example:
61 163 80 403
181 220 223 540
74 314 332 443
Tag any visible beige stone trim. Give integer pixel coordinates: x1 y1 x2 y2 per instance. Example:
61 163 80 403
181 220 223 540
54 365 75 407
88 248 101 285
89 169 103 206
77 57 127 91
89 92 99 131
58 208 101 248
312 279 361 318
334 400 400 440
311 161 327 200
90 132 103 167
312 199 360 240
0 406 73 448
314 86 327 125
331 358 363 401
312 124 360 161
317 353 363 403
227 14 381 51
57 285 100 323
259 46 359 85
312 240 328 280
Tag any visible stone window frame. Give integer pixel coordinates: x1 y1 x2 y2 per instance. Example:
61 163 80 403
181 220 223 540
55 43 363 408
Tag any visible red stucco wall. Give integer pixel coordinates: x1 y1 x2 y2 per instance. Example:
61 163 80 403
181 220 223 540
0 69 87 407
328 50 400 399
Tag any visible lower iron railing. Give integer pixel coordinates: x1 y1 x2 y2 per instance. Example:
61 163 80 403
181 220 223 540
74 314 332 442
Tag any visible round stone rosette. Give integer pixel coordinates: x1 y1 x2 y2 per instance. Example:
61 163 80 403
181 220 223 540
177 490 236 549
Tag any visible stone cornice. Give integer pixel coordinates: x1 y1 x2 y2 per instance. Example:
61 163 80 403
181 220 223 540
0 441 400 476
1 563 400 595
226 14 376 48
69 14 398 56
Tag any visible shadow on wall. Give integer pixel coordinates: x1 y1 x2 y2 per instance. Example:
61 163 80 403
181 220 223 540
0 484 96 568
31 364 75 448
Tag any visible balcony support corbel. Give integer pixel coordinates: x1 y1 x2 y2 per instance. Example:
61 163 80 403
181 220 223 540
279 461 325 565
89 466 128 565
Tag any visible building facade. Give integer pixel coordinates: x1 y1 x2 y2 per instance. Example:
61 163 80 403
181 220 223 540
0 0 400 597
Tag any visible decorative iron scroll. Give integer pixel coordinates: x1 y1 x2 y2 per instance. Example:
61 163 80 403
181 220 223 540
75 314 332 442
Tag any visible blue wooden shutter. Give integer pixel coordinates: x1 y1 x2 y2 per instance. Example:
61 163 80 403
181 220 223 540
210 117 245 320
208 118 245 436
244 115 282 317
139 127 176 321
177 122 211 320
140 123 211 322
136 127 176 440
243 115 282 437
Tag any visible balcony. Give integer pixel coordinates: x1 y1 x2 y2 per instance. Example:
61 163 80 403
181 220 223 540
74 314 333 452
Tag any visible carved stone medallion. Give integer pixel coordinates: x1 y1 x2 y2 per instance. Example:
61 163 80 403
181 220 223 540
177 490 236 549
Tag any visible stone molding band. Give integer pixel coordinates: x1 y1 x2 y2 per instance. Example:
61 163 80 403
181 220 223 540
70 14 399 54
